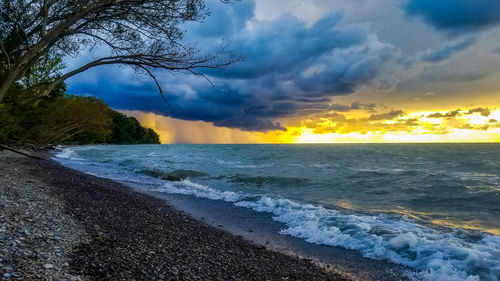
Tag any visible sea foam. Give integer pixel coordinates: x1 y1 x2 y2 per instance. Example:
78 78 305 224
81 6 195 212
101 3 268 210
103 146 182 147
235 197 500 281
152 180 500 281
54 147 84 160
53 145 500 281
155 180 243 202
143 180 500 281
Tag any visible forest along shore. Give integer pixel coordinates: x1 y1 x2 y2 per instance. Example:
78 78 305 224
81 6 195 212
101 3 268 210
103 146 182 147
0 151 350 281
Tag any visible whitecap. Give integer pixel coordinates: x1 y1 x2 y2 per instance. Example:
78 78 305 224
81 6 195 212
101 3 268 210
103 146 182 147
153 179 244 202
138 178 500 280
235 196 500 281
54 147 84 160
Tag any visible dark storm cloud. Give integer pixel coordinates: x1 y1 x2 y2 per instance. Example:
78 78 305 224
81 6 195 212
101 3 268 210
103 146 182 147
213 119 286 131
203 12 365 80
351 101 377 112
422 37 476 62
329 103 351 112
67 0 403 131
404 0 500 33
293 97 331 103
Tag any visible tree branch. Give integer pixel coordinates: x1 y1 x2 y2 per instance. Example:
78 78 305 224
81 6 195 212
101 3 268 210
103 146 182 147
0 144 46 160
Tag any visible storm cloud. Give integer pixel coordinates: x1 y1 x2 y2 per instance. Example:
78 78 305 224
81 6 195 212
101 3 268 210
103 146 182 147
403 0 500 33
65 0 500 132
422 37 476 62
67 0 403 131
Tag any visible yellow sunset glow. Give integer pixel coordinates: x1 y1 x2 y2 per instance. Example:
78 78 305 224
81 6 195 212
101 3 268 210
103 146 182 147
294 129 500 143
291 108 500 143
124 107 500 144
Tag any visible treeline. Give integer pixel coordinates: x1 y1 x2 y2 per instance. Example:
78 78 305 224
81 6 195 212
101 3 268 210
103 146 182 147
0 83 160 150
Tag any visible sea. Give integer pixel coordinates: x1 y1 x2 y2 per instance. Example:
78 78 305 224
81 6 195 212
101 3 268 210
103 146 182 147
54 144 500 281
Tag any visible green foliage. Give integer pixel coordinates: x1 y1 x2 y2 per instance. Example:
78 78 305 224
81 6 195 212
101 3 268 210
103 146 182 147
0 83 161 150
22 55 66 88
0 82 66 146
109 111 160 145
25 95 113 150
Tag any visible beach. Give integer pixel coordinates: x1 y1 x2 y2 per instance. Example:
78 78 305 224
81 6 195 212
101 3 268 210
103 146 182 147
50 144 500 281
2 0 499 280
0 151 350 281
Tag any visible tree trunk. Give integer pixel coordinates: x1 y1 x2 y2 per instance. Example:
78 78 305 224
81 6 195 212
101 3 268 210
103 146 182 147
0 71 20 102
0 51 43 103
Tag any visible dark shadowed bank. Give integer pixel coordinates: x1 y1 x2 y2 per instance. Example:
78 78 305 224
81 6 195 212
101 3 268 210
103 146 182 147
0 151 350 281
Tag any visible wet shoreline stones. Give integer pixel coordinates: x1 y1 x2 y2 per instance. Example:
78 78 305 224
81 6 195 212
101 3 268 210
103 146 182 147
1 151 350 281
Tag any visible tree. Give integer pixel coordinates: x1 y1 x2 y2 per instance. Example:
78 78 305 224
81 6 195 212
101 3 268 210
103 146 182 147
21 95 113 150
0 79 67 145
0 0 238 103
108 110 160 144
0 81 161 149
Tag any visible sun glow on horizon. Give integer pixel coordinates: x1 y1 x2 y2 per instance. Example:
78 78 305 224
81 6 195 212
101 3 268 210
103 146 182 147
124 108 500 144
293 128 500 143
290 108 500 143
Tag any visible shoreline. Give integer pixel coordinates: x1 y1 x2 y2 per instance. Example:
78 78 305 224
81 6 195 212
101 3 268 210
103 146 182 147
1 151 351 280
48 145 411 281
144 191 411 281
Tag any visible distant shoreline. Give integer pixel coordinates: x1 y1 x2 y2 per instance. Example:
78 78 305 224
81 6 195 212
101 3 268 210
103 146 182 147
0 151 350 281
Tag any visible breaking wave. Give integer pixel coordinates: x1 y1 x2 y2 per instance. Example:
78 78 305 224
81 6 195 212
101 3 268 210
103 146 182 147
148 179 500 281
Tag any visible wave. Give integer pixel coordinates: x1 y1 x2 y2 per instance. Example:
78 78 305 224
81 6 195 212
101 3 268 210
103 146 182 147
235 197 500 281
354 168 406 175
54 147 84 160
118 159 135 167
350 168 438 179
53 145 500 280
216 160 271 169
452 172 500 185
228 174 311 187
150 179 243 202
147 180 500 281
140 168 207 181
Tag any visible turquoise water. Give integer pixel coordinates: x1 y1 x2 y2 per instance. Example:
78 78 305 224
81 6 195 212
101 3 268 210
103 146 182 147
54 144 500 281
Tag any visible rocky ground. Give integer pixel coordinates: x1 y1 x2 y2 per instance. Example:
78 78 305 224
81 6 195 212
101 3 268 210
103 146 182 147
0 151 351 281
0 152 89 281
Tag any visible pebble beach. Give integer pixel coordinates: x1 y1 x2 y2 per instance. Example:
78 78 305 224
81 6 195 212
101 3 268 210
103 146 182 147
0 151 350 281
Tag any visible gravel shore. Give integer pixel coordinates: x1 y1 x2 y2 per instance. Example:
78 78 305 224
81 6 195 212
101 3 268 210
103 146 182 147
0 152 89 281
0 151 351 281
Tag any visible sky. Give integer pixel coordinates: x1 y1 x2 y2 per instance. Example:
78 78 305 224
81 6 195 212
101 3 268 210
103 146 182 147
66 0 500 143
